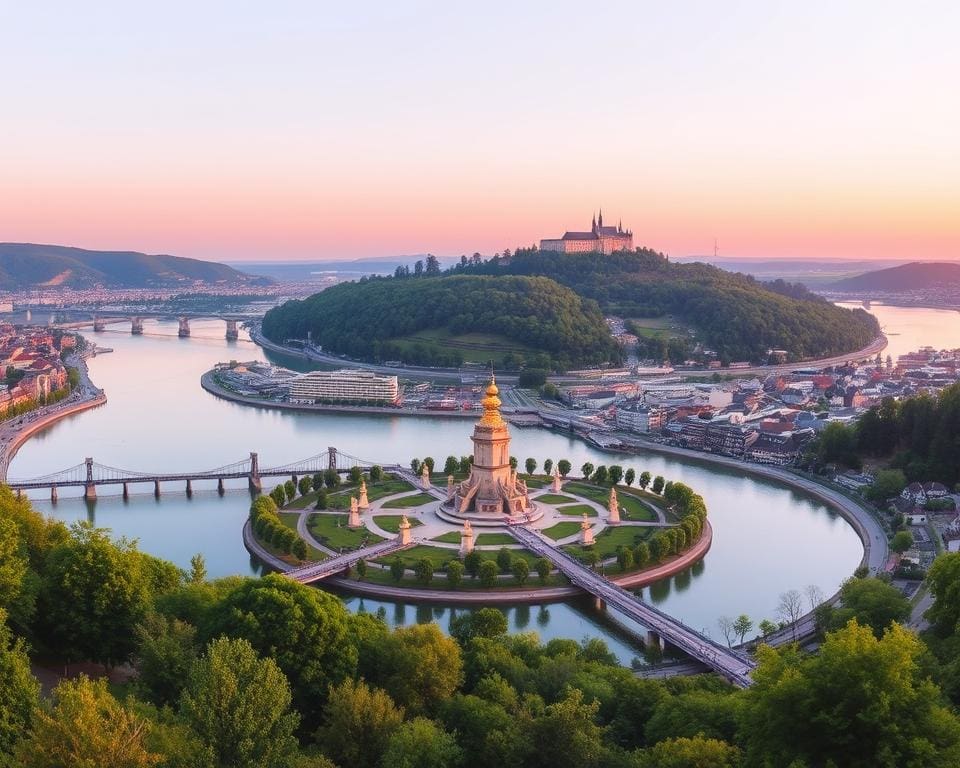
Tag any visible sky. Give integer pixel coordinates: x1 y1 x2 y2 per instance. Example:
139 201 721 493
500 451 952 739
0 1 958 263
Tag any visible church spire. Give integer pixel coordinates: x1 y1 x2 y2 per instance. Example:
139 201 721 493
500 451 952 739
591 212 596 232
598 209 603 228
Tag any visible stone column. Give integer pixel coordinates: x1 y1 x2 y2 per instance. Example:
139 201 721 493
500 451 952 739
608 486 620 524
552 466 562 493
580 512 594 546
399 515 412 545
348 496 361 528
459 520 474 557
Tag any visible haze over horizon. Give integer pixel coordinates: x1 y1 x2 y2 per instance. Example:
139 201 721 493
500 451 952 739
1 2 957 263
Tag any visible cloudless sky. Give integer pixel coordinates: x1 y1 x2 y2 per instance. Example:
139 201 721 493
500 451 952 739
0 2 957 262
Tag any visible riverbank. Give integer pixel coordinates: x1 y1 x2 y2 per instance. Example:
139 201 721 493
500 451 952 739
0 355 106 482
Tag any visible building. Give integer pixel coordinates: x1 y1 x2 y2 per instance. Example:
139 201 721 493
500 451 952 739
539 211 633 254
288 369 400 405
615 401 663 433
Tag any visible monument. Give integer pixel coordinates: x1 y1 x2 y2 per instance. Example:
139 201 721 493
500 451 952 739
358 479 370 510
398 515 412 545
552 466 562 493
441 375 537 523
420 462 431 489
580 512 594 545
607 486 620 524
348 496 361 528
459 520 474 556
447 474 455 499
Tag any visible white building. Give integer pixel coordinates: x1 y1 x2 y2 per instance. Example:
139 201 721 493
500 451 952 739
289 369 400 405
615 402 663 433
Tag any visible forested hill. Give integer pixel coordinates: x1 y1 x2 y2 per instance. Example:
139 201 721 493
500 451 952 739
464 249 880 363
262 275 620 370
831 262 960 292
0 243 270 288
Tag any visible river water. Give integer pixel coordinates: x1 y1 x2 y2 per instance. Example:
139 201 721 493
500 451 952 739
9 318 880 660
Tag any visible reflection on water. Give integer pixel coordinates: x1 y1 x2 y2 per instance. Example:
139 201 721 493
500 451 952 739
11 318 871 659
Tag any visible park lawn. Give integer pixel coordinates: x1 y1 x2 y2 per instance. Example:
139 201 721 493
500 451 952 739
372 515 423 533
476 532 517 546
277 512 328 561
382 492 436 509
285 476 415 509
252 526 325 565
536 493 577 505
563 482 658 522
523 476 551 489
375 545 542 571
430 531 462 544
357 565 569 590
307 513 384 552
542 521 584 541
563 525 652 560
558 504 598 517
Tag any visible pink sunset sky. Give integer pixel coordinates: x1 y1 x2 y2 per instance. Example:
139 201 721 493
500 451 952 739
1 2 957 262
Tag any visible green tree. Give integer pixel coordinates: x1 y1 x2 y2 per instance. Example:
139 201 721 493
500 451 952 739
634 542 650 568
868 468 907 502
349 466 363 484
292 537 308 561
758 619 778 638
733 614 753 644
535 557 551 583
0 519 27 617
608 465 624 485
369 465 384 483
581 462 594 480
390 557 405 583
284 480 296 501
449 608 507 645
312 472 324 491
444 456 459 475
298 476 313 497
479 560 498 588
557 459 571 478
270 485 287 508
512 558 529 585
16 675 159 768
356 559 367 580
624 468 636 487
316 678 404 767
180 637 299 768
423 457 435 474
926 552 960 636
651 475 665 494
0 610 39 758
741 621 960 767
446 560 464 588
381 716 463 768
543 459 554 476
204 574 357 726
891 530 913 553
509 456 518 470
189 553 207 584
529 688 603 768
524 457 537 475
458 456 472 474
820 576 910 638
496 548 513 574
617 546 634 572
816 421 861 468
134 613 198 708
415 558 434 586
639 471 651 489
463 550 482 579
377 623 463 714
638 736 741 768
314 488 328 510
39 522 152 666
323 469 340 489
410 458 422 475
592 465 608 484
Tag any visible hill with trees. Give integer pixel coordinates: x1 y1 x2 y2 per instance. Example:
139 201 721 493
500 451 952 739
463 248 880 363
0 243 270 288
262 274 621 370
831 261 960 292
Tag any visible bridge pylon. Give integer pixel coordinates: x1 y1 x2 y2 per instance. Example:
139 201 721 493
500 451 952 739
248 452 261 493
178 318 190 338
225 319 239 341
328 447 337 472
131 317 144 335
93 316 106 333
84 457 96 501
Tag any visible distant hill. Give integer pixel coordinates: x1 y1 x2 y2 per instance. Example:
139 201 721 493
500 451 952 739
831 262 960 292
0 243 271 289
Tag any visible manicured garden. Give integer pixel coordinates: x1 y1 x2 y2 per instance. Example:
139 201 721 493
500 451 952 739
535 493 577 504
557 504 598 517
563 482 659 521
541 521 584 541
565 524 652 559
372 515 423 533
307 513 384 551
382 492 436 509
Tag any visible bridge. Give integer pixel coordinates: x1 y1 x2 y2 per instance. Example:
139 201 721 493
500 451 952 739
3 447 398 502
286 538 413 584
40 307 258 340
511 526 757 687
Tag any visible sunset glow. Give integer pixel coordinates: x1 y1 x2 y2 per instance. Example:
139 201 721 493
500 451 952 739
1 1 957 261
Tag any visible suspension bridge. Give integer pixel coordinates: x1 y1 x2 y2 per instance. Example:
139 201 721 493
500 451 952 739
3 447 399 502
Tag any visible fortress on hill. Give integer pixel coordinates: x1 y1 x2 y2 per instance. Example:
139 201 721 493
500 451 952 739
539 210 633 254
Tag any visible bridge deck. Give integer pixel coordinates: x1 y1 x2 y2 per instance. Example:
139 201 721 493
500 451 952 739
286 538 413 584
511 526 756 687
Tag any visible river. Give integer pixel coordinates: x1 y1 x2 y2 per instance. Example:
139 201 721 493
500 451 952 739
8 317 877 661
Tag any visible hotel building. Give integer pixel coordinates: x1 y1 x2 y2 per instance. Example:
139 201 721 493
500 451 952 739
289 369 400 405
